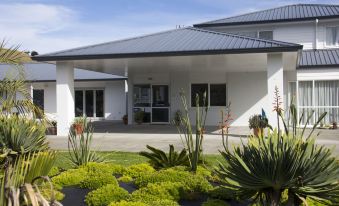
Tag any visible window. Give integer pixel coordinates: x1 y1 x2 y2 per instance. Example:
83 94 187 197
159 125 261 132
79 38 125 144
75 89 104 118
33 89 44 111
259 31 273 40
236 31 258 38
296 80 339 125
191 84 227 107
133 85 151 107
326 27 339 46
210 84 227 106
191 84 208 107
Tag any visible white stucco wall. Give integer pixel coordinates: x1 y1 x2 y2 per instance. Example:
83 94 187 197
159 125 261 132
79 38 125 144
132 71 278 126
31 80 126 121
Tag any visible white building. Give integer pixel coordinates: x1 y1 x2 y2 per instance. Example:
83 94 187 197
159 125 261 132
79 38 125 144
32 4 339 136
0 63 127 121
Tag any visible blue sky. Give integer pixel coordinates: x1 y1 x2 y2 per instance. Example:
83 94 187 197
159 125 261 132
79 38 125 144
1 0 338 53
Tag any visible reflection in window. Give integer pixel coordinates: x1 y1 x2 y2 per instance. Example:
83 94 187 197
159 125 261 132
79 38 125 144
191 84 208 107
134 85 151 107
210 84 227 106
75 90 83 117
33 89 44 112
96 90 104 117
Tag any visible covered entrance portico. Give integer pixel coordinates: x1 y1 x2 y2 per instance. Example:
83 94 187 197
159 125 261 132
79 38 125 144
33 27 302 136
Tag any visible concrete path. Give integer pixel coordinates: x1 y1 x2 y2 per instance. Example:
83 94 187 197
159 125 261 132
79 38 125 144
48 121 339 154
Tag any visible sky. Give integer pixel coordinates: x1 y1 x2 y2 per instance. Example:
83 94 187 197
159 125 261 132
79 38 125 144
1 0 338 53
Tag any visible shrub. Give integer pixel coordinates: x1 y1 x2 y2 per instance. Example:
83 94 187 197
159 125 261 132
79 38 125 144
0 115 48 155
123 163 155 178
109 201 147 206
40 187 65 201
131 182 183 201
118 176 133 183
52 168 87 188
202 199 230 206
48 167 60 177
85 184 129 206
80 172 118 189
139 145 189 169
135 168 212 194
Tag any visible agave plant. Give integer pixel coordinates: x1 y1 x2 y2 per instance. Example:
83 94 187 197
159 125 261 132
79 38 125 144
68 117 105 166
176 90 208 172
0 115 49 155
140 145 189 169
218 131 339 206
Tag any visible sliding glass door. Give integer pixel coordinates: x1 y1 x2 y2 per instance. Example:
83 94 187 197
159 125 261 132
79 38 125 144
133 84 170 124
75 89 104 118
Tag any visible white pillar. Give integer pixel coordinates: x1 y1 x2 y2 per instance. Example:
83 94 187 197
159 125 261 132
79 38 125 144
267 53 284 129
127 73 133 125
56 62 74 136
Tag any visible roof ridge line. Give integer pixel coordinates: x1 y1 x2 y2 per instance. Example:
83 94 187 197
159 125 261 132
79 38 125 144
189 27 301 47
38 27 189 57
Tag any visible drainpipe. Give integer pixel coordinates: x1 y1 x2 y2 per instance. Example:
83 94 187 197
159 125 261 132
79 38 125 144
314 18 319 49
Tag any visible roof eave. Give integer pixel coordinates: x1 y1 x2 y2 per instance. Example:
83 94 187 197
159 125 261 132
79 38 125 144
298 64 339 69
194 15 339 28
32 46 302 62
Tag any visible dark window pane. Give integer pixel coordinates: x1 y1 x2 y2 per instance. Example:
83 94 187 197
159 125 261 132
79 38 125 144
259 31 273 40
134 85 151 107
96 90 104 117
152 108 169 122
210 84 227 106
85 90 94 117
33 89 44 111
191 84 208 107
152 85 169 107
75 90 83 117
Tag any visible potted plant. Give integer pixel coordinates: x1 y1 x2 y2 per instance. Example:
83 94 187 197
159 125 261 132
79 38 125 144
174 110 182 126
332 122 337 129
134 111 144 124
249 114 269 137
122 115 128 125
73 117 86 134
48 120 57 135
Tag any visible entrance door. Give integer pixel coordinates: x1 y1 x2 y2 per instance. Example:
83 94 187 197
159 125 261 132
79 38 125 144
151 85 169 123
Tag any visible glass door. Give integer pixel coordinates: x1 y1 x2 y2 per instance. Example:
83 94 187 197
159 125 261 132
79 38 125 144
151 85 169 123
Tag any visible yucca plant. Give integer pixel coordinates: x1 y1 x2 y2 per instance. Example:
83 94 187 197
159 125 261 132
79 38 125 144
0 115 49 155
68 117 105 166
218 131 339 206
176 90 208 172
140 144 189 169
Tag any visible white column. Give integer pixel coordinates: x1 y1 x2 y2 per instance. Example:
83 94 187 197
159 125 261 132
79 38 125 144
267 53 284 129
56 62 74 136
127 73 133 125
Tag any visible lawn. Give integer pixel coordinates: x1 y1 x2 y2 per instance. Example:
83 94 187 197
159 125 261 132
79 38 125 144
54 151 225 170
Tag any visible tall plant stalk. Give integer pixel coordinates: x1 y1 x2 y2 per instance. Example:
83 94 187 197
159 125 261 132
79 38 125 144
176 90 208 172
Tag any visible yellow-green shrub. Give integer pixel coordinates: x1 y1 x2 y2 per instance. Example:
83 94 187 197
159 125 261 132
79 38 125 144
109 200 147 206
131 182 183 201
48 167 60 177
123 163 155 178
85 184 129 206
118 176 133 183
80 172 118 189
52 168 87 188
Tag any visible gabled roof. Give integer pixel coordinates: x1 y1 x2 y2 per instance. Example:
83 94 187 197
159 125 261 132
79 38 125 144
32 27 302 61
298 49 339 69
194 4 339 27
0 62 126 82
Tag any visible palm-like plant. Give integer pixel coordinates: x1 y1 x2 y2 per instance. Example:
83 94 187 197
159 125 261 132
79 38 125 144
218 131 339 206
0 40 27 64
140 145 189 169
0 115 49 155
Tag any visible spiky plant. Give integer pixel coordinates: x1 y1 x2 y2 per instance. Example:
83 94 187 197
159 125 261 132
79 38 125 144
176 90 208 172
0 40 28 64
140 145 189 169
68 117 105 166
0 115 49 156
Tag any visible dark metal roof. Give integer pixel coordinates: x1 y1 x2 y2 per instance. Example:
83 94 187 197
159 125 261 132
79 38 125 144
298 49 339 69
194 4 339 27
0 63 126 82
32 27 302 61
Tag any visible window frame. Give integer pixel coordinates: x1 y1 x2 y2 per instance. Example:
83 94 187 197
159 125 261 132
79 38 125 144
325 26 339 47
190 83 228 108
74 88 105 119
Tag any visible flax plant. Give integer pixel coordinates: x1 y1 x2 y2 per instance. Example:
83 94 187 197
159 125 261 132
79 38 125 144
176 90 208 172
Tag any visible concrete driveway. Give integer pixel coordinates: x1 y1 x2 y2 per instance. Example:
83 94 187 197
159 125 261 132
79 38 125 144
47 121 339 154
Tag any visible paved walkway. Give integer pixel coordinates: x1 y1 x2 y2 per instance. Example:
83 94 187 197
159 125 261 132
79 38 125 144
48 121 339 154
